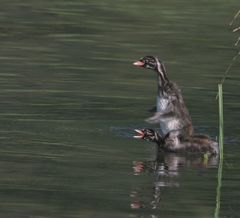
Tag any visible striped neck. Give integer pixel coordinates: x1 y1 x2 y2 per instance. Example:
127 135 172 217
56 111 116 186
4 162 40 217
156 59 169 85
155 60 169 96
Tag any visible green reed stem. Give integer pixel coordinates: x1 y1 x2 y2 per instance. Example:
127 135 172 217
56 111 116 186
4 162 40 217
214 84 224 218
218 84 224 160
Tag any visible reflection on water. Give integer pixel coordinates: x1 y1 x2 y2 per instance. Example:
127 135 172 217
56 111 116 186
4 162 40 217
131 153 218 210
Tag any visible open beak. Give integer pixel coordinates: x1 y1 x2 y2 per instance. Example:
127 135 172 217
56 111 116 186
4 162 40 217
133 60 144 67
134 129 144 139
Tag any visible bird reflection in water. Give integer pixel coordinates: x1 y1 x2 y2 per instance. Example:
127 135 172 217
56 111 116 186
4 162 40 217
130 153 219 210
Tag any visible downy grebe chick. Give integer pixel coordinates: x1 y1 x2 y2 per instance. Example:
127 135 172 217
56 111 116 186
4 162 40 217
133 56 193 139
134 129 219 155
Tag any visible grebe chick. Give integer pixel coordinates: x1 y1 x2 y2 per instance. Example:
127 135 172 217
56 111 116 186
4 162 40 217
133 56 193 139
134 129 219 155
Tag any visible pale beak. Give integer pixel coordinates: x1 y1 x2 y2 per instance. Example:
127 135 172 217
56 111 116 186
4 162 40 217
134 129 144 139
133 60 144 67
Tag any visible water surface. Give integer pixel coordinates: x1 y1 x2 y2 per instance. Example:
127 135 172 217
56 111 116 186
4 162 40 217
0 1 239 218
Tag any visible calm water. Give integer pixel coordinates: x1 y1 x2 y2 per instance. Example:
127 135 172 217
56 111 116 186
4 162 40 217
0 1 239 218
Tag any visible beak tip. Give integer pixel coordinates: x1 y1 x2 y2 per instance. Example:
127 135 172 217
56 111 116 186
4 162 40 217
134 129 144 139
133 135 142 139
133 61 144 67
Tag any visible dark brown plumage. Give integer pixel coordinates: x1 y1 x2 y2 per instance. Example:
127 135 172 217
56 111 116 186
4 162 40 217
134 129 219 155
133 56 193 138
133 56 218 156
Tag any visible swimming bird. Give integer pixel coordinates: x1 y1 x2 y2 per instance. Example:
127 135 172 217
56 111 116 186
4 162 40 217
133 56 193 139
134 128 219 155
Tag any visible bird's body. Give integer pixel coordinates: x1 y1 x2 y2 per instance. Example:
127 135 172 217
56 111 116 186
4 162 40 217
134 129 219 155
133 56 218 156
133 56 193 138
155 81 193 137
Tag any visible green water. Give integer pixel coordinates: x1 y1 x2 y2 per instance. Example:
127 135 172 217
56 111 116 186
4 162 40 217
0 1 239 217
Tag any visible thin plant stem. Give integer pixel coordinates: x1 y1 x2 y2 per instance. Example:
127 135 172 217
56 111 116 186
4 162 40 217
229 9 240 26
216 51 239 99
214 84 224 218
